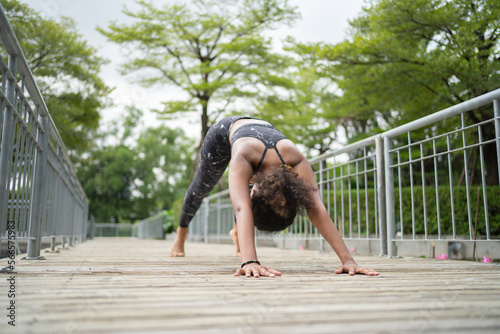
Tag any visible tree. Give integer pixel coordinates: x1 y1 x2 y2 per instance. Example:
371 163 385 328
133 124 195 219
77 144 136 224
296 0 500 183
254 43 342 156
2 0 111 157
98 0 299 146
77 106 195 223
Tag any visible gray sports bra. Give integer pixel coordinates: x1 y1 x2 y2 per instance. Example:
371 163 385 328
231 123 287 174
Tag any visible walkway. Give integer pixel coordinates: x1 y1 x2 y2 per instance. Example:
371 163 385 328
1 238 500 333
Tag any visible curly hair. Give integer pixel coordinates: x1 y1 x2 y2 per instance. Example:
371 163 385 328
251 165 317 232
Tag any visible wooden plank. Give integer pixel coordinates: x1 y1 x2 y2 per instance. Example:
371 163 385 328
1 237 499 333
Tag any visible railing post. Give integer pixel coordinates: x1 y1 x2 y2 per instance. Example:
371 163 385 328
319 159 325 252
384 136 397 257
216 197 221 244
494 99 500 188
376 136 387 256
0 55 17 235
203 199 209 243
25 114 50 260
68 201 75 246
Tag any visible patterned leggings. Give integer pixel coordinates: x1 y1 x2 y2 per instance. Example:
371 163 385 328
179 116 255 228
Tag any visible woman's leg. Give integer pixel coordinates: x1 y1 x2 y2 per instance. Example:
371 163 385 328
170 119 233 256
229 222 241 257
170 225 189 257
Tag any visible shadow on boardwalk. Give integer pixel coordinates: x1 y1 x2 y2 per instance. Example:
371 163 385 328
1 238 500 333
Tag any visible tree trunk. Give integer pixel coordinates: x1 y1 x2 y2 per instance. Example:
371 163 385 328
189 99 210 181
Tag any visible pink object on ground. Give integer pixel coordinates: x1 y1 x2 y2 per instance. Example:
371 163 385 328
435 254 448 260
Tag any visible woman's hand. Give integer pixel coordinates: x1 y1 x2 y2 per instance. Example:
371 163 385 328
234 263 282 278
335 261 380 276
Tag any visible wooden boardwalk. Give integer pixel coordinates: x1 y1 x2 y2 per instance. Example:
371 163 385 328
1 237 500 334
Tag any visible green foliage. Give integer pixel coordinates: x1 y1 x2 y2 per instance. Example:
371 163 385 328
290 0 500 140
98 0 300 142
132 124 195 219
284 0 500 185
254 56 341 156
162 210 176 235
77 106 195 224
77 144 136 224
2 0 111 157
396 186 500 236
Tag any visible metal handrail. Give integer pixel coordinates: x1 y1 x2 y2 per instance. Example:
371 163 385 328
0 5 90 258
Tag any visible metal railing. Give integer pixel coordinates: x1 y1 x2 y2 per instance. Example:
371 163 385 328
137 213 166 239
190 89 500 258
93 224 137 238
383 89 500 257
0 6 89 258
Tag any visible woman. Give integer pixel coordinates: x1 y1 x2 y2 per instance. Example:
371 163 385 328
170 115 379 278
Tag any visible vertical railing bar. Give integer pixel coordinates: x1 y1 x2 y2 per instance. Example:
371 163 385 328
49 160 58 242
203 199 209 243
333 156 337 231
433 138 441 239
15 102 28 232
217 197 221 244
477 125 490 240
0 97 4 140
420 143 428 239
327 161 331 215
10 89 22 225
0 54 18 236
384 136 396 257
348 162 352 238
447 135 456 239
374 156 379 238
19 100 33 234
397 150 404 240
373 162 378 238
356 159 360 239
341 162 344 238
0 66 6 142
494 100 500 188
408 133 415 239
376 136 386 255
319 159 325 245
25 112 50 259
19 99 35 235
461 114 473 240
364 147 369 239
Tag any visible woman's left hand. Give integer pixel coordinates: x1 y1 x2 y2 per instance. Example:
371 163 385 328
334 261 379 276
234 263 282 278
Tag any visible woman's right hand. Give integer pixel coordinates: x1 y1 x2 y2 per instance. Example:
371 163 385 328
234 263 282 278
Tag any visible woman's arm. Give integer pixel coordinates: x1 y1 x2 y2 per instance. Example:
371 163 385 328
228 154 281 278
293 157 379 276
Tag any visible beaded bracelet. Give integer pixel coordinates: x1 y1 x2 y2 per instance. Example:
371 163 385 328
241 260 261 268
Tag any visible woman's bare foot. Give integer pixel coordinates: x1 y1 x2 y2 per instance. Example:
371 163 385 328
229 225 241 257
169 226 188 257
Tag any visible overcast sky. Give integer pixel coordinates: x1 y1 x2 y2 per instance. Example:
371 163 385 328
22 0 366 139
